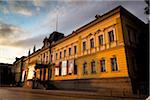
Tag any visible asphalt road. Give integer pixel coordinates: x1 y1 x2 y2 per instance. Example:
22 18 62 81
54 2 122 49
0 88 146 100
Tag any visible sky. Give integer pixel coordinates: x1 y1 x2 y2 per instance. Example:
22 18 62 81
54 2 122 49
0 0 148 64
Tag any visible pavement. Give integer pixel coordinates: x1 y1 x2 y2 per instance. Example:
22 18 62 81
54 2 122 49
1 87 148 100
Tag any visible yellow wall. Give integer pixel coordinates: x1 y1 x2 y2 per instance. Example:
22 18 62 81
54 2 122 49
52 12 128 80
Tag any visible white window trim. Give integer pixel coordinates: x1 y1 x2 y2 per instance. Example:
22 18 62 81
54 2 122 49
107 26 116 42
82 39 87 52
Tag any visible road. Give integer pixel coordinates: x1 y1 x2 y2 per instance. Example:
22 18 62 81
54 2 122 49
0 88 146 100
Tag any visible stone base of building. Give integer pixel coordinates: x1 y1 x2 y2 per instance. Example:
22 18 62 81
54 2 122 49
23 77 133 96
51 77 133 96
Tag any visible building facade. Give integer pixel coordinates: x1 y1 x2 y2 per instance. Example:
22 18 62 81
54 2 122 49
0 63 14 86
14 6 148 95
13 56 27 86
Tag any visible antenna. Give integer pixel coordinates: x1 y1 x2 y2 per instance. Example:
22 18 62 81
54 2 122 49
56 7 59 31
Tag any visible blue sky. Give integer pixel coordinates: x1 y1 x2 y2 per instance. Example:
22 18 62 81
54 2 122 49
0 0 147 64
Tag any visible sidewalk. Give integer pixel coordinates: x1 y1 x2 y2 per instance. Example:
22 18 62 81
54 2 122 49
3 87 147 100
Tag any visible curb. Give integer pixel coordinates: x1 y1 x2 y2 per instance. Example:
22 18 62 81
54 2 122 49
4 87 147 99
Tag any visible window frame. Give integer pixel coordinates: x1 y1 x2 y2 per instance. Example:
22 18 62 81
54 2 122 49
90 38 94 48
100 59 106 72
108 30 115 43
74 45 77 54
64 49 66 57
98 35 103 45
69 48 72 56
83 62 88 75
82 41 86 51
60 51 62 59
91 60 96 74
110 56 118 71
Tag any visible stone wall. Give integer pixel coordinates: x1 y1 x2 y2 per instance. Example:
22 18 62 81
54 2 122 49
51 77 133 96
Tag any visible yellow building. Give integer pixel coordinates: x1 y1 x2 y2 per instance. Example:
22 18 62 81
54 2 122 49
22 6 148 95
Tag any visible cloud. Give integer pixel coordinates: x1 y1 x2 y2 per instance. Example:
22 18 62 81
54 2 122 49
8 0 34 16
0 22 28 46
33 0 42 7
0 0 35 16
0 22 23 38
10 33 47 49
12 6 33 16
1 7 9 14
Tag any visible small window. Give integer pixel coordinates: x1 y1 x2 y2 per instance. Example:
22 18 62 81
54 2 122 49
43 53 45 58
91 61 96 74
100 59 106 72
46 56 48 63
69 48 72 56
108 30 114 42
51 54 53 61
83 62 88 75
90 38 94 48
111 56 118 71
64 50 66 57
59 67 61 76
60 51 62 59
83 41 86 51
74 64 77 75
74 46 77 54
98 35 103 45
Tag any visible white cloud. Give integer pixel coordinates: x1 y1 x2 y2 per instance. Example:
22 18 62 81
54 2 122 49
33 0 42 7
14 7 33 16
0 45 27 64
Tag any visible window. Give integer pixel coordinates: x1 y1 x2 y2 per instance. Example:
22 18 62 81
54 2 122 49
46 53 48 63
60 51 62 59
55 53 58 60
91 61 96 74
64 50 66 57
100 59 106 72
69 48 72 56
108 30 114 42
74 64 77 74
74 46 77 54
111 57 118 71
83 62 87 75
59 67 61 76
98 35 103 45
83 41 86 51
43 53 45 58
90 38 94 48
